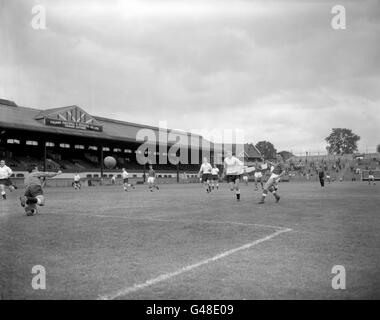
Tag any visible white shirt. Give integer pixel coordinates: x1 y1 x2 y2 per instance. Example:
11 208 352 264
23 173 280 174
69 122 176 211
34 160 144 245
211 167 219 175
200 163 212 174
224 156 244 175
74 174 80 182
0 165 13 179
122 171 128 179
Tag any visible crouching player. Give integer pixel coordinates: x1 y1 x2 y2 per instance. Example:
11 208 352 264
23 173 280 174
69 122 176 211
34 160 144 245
20 164 62 216
258 154 285 204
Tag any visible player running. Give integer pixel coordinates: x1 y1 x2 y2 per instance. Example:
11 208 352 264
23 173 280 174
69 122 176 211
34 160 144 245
198 157 212 193
73 172 81 190
211 164 220 190
368 169 376 185
242 169 249 186
19 164 62 216
258 154 285 204
147 164 159 191
0 160 17 200
223 151 244 201
317 166 325 188
326 171 331 184
253 160 264 191
122 168 135 191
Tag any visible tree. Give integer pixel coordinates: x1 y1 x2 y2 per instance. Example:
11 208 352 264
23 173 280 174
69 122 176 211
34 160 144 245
255 141 277 160
377 144 380 153
325 128 360 155
278 150 294 161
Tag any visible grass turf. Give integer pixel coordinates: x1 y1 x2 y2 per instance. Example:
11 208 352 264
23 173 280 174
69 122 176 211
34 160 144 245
0 181 379 299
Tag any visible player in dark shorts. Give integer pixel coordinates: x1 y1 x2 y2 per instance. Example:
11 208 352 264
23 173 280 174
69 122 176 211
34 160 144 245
122 168 135 191
223 151 244 201
198 157 212 193
73 173 81 190
368 169 376 185
0 159 17 200
211 165 220 190
19 164 61 216
318 167 325 188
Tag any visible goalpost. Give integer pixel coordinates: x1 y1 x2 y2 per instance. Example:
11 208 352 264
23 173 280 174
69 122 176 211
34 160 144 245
361 170 380 181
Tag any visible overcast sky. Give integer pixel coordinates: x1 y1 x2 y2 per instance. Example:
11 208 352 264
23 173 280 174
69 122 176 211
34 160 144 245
1 0 379 153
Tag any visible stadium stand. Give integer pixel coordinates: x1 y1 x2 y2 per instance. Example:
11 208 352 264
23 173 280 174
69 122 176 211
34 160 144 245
2 99 253 183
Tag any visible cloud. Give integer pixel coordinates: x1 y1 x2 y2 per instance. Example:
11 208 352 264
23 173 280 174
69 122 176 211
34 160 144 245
0 0 379 152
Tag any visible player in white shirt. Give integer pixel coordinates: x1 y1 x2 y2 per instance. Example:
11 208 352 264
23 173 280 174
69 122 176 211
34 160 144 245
198 157 212 193
122 168 135 191
368 169 376 185
0 160 16 200
325 170 331 184
223 151 244 201
211 165 220 190
73 172 81 190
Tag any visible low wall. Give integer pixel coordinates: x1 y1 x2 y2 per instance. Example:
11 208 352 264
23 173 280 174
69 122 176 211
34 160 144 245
8 177 203 188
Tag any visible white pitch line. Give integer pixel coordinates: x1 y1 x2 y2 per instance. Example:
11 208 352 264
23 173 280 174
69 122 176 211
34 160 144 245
146 217 289 231
97 227 292 300
68 212 288 230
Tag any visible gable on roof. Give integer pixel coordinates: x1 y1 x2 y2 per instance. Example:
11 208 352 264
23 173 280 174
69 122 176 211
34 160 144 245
244 143 261 158
35 105 100 125
237 150 249 158
35 105 103 132
0 99 17 107
236 144 261 165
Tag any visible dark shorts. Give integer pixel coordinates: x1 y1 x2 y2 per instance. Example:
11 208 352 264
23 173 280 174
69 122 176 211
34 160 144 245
212 175 219 181
123 178 129 183
0 178 12 186
202 174 211 182
25 185 43 198
226 175 240 183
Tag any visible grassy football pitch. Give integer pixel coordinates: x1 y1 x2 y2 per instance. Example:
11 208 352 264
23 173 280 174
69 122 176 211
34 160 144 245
0 181 379 299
